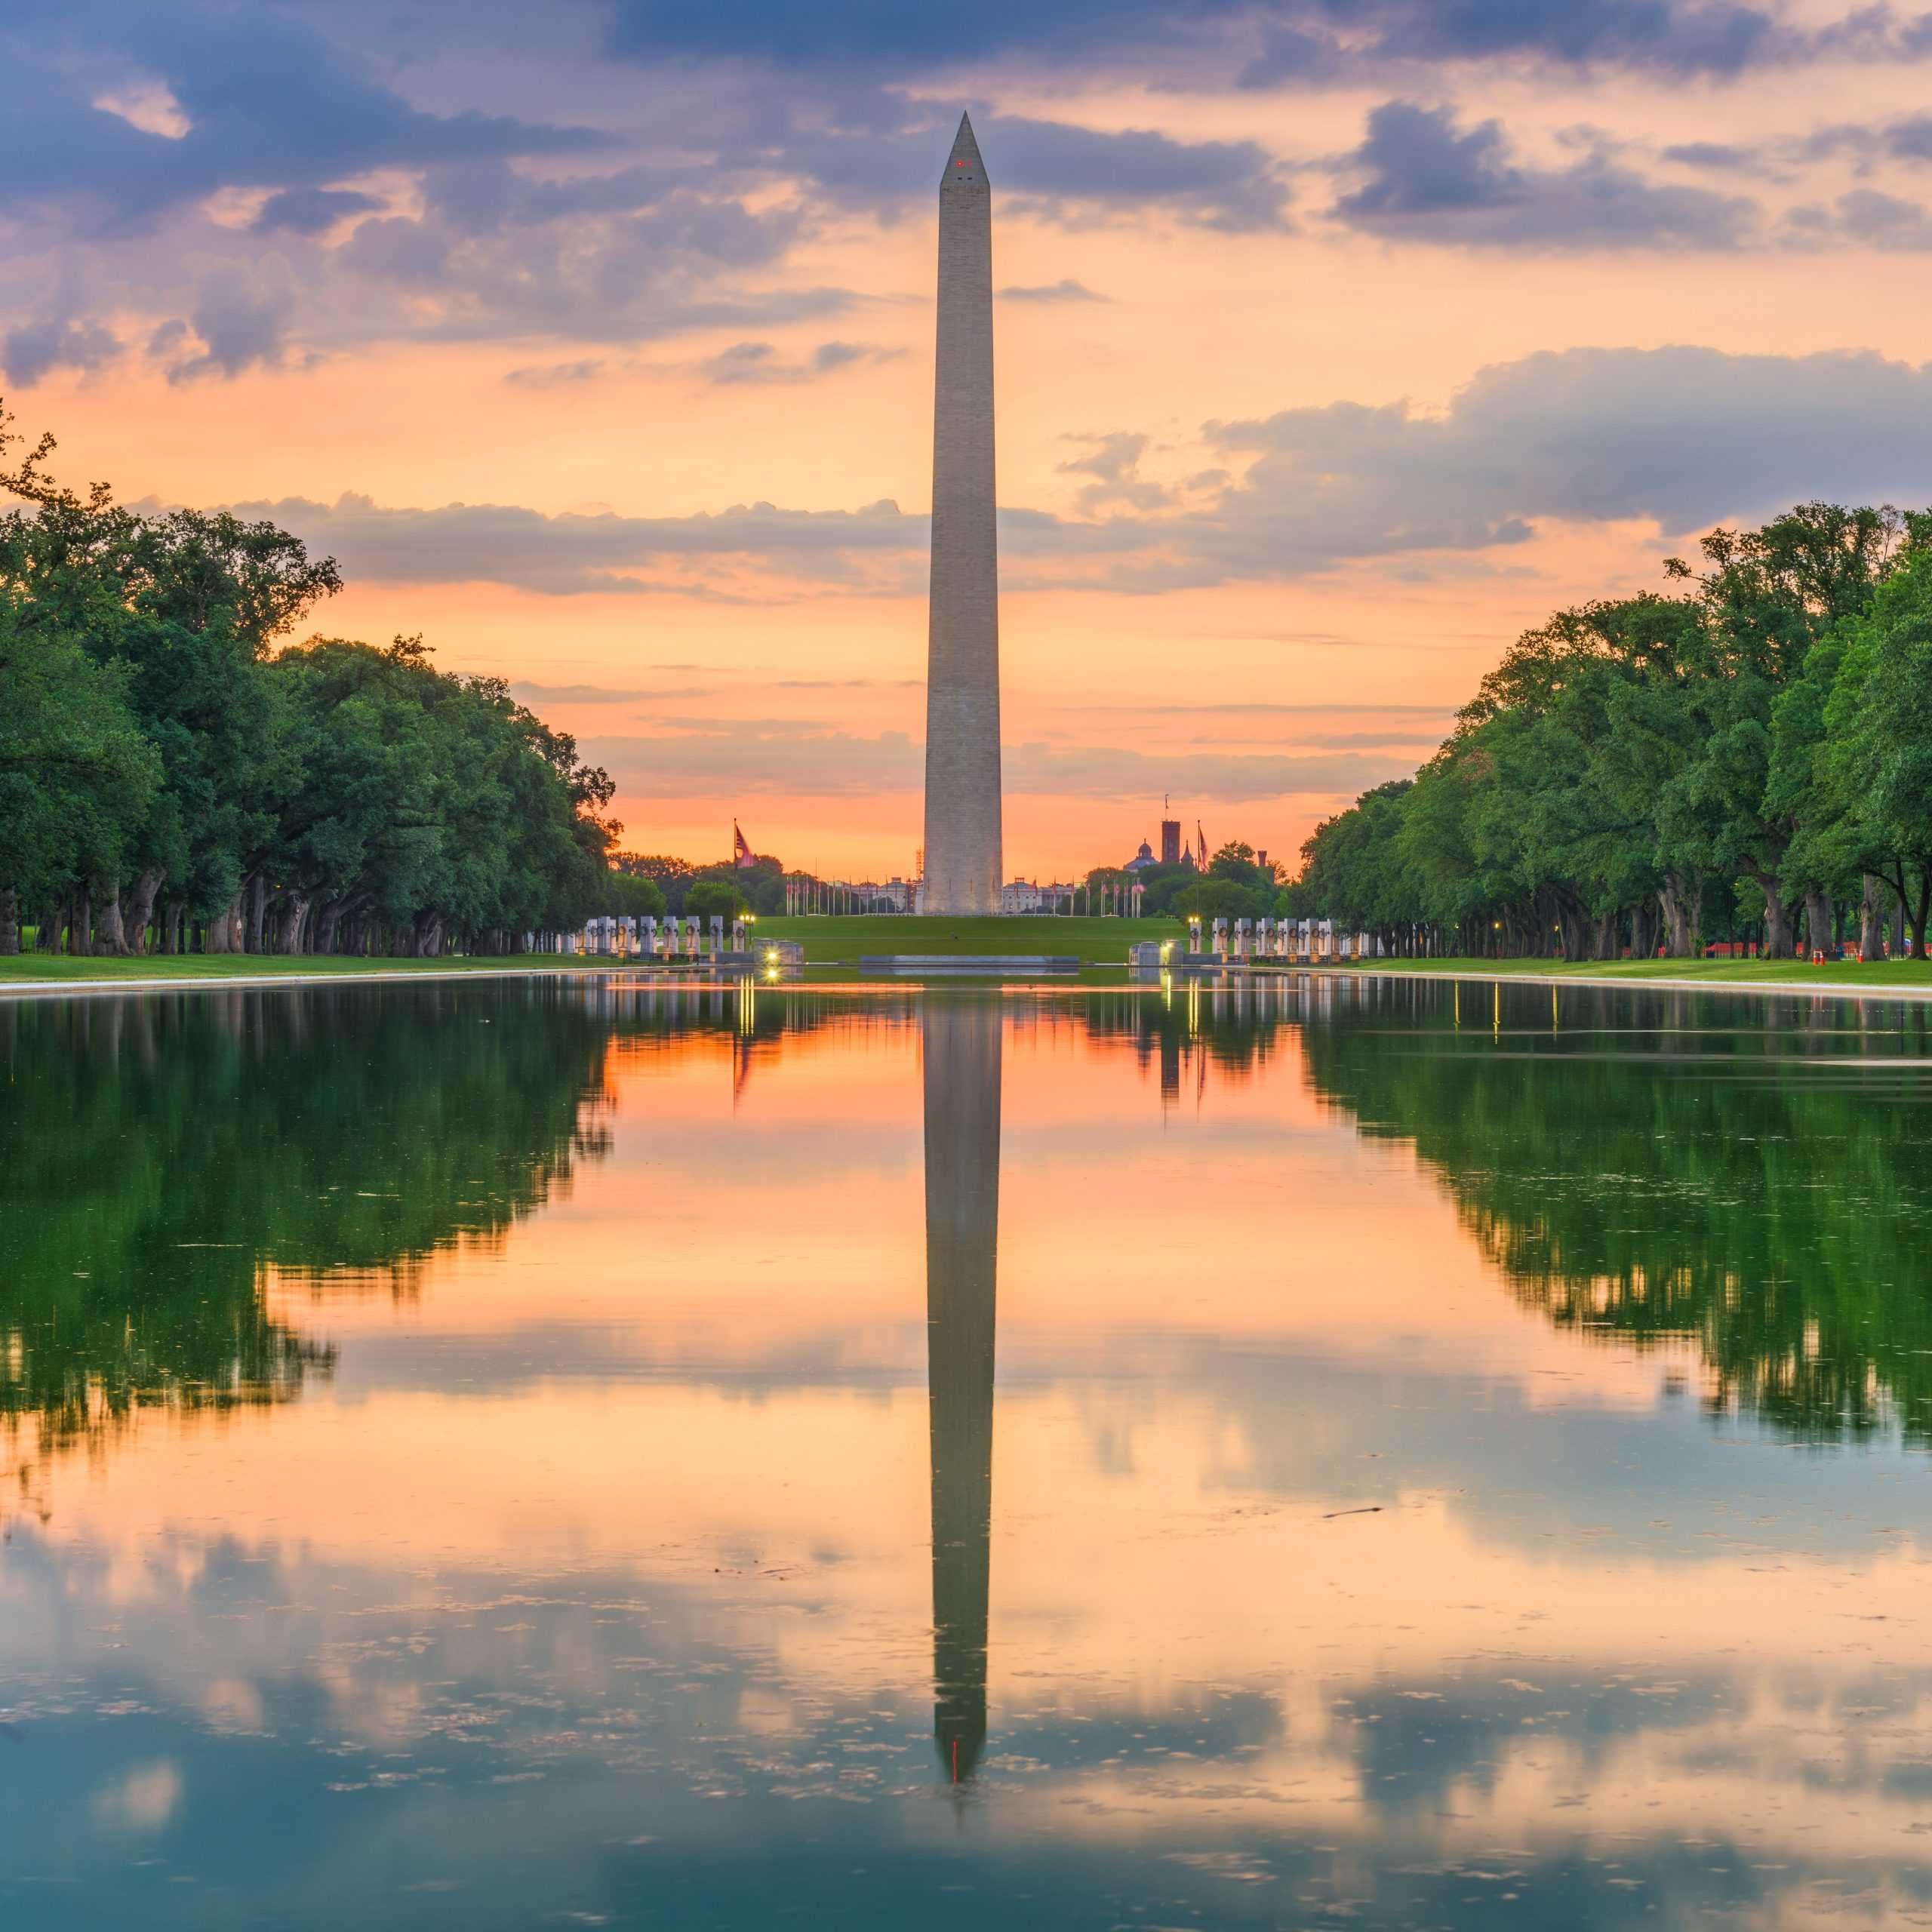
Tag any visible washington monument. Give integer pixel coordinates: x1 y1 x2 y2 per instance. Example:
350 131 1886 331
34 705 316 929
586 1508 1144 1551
921 113 1003 915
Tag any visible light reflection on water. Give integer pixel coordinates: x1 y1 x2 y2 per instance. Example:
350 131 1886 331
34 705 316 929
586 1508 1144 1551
3 977 1932 1927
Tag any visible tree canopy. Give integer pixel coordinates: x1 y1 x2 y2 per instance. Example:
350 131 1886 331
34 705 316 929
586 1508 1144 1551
1287 503 1932 960
0 405 629 958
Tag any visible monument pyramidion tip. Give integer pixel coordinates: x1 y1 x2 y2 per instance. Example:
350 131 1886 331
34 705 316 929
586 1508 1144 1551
944 112 985 183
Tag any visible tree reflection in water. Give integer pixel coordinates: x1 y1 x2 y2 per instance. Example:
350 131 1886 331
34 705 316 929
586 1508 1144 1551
1282 977 1932 1444
1075 972 1932 1442
0 982 619 1512
14 969 1932 1467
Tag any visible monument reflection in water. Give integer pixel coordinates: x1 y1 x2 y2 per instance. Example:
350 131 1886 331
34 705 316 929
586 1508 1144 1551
922 998 999 1783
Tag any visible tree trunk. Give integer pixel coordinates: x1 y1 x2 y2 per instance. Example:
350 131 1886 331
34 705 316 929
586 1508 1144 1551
94 878 129 957
73 884 94 956
0 888 16 956
1629 901 1657 959
1658 876 1696 958
125 870 163 955
205 891 243 953
274 893 310 955
1756 875 1792 957
1859 875 1885 961
245 872 267 954
1802 888 1833 959
1592 912 1618 960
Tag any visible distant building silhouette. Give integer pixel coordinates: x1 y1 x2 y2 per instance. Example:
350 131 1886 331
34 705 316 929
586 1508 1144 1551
1124 838 1156 873
1160 819 1181 866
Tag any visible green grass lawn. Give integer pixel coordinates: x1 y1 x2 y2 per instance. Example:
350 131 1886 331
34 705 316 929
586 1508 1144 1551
1329 953 1932 986
761 919 1932 986
0 951 629 983
0 915 1180 983
753 914 1177 960
9 918 1928 991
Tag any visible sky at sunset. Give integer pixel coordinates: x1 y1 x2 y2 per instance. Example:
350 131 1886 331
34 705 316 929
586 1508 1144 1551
11 0 1932 878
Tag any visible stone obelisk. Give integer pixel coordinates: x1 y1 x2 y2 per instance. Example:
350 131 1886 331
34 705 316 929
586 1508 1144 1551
921 113 1003 915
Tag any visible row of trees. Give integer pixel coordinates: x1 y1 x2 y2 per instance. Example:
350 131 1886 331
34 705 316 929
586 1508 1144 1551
616 851 781 921
1 408 627 958
618 854 915 921
1080 844 1283 924
623 848 1291 927
1291 503 1932 959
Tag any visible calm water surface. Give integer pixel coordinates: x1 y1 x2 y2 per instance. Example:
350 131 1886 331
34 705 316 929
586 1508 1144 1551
4 976 1932 1928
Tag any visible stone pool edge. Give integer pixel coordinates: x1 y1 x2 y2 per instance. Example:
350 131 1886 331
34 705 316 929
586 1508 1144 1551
5 959 1930 1005
1321 964 1932 1003
0 964 638 1000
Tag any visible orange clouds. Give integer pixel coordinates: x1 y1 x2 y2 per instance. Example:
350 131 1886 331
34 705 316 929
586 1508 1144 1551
22 20 1932 875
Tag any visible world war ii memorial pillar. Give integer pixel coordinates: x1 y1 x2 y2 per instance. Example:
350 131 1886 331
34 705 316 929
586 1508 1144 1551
921 114 1004 915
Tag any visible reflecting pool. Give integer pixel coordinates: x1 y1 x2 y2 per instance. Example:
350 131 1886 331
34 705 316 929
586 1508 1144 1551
4 974 1932 1927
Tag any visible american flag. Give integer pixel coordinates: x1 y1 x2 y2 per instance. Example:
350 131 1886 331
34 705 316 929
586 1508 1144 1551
734 821 755 869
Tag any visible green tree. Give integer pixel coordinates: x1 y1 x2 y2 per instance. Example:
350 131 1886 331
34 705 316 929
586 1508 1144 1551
0 407 340 953
1663 504 1910 955
1820 544 1932 952
0 592 160 952
265 635 615 956
1281 512 1928 963
685 878 746 924
1134 860 1198 919
608 870 668 919
617 853 697 914
1174 877 1273 924
1205 841 1277 894
0 404 617 961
